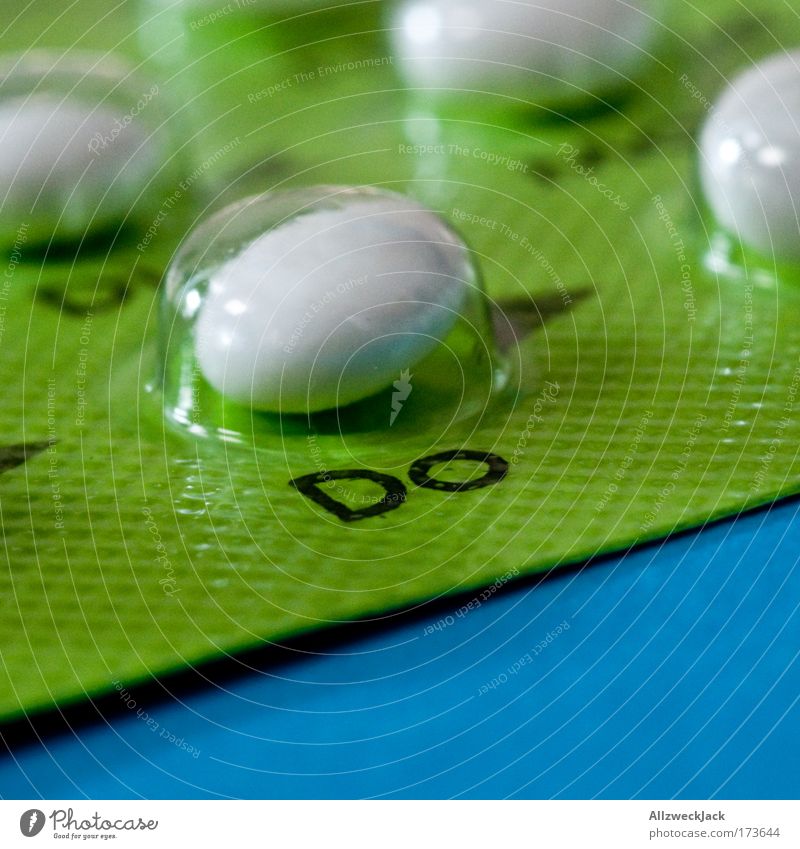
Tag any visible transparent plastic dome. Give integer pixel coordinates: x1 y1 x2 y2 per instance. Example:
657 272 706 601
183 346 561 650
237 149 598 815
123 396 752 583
158 185 508 445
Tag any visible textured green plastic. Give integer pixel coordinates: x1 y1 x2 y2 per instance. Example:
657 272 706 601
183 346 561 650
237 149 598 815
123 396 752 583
2 0 800 720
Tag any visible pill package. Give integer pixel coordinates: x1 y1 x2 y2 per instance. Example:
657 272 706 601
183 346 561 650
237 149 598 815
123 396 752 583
2 0 800 720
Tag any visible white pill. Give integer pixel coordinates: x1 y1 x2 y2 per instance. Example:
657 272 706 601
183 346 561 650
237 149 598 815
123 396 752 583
700 50 800 262
189 188 476 414
391 0 663 105
0 53 165 245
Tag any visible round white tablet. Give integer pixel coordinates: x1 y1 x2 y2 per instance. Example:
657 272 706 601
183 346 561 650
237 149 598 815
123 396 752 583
391 0 664 106
700 50 800 262
0 53 166 246
180 187 478 414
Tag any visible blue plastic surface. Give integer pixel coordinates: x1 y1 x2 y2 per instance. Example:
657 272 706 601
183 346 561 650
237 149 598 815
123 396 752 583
1 499 799 799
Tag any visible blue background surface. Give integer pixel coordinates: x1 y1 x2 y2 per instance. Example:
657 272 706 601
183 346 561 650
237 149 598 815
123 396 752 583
1 500 799 799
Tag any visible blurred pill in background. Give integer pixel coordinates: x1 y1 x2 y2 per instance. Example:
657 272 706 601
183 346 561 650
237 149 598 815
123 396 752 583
700 50 800 264
391 0 667 110
0 52 175 249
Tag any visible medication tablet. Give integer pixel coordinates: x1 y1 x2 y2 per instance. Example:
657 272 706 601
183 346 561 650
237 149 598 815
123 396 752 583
700 50 800 262
176 187 479 415
0 53 166 246
391 0 663 106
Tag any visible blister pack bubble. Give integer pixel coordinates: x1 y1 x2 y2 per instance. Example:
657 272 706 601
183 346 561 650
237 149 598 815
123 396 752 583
2 0 800 719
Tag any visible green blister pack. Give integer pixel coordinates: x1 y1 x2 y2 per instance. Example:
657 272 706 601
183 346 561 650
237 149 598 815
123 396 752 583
2 0 800 720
